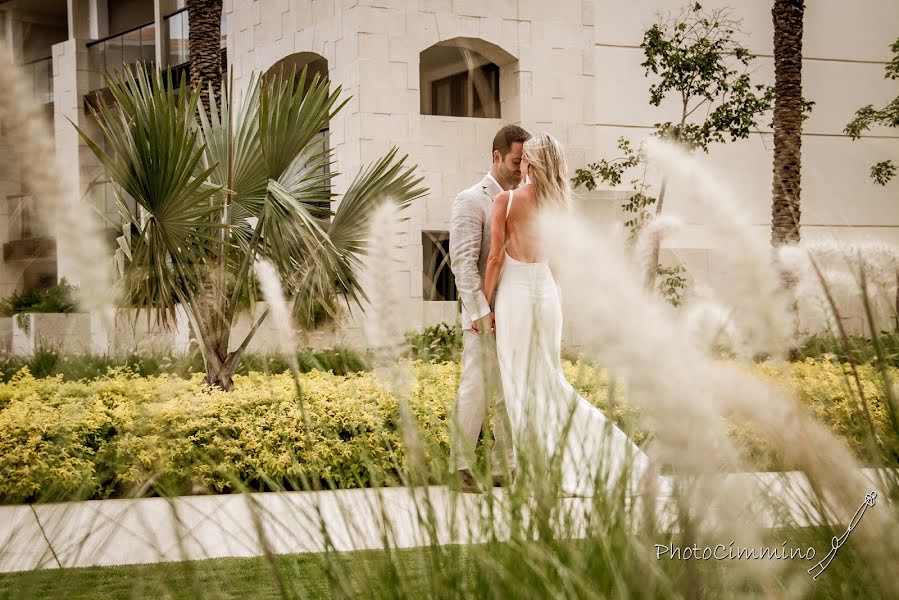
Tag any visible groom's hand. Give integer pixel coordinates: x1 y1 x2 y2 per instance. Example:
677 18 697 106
471 313 491 333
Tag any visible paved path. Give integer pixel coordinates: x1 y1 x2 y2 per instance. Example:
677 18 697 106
0 469 892 573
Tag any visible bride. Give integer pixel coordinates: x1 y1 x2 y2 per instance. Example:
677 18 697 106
483 132 651 497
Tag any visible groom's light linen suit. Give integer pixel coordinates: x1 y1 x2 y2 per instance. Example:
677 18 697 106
448 173 515 475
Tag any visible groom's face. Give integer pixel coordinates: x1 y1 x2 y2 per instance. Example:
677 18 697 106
494 142 525 189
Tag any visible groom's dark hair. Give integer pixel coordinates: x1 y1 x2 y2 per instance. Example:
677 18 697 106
492 125 531 158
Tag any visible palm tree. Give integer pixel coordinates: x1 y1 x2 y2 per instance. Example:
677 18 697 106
770 0 804 249
187 0 223 115
77 68 426 389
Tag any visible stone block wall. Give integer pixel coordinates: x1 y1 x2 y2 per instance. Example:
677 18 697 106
227 0 596 345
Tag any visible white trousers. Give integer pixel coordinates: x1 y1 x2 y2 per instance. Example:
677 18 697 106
449 328 516 475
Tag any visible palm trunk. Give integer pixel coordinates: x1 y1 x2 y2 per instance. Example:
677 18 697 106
188 276 238 390
204 348 239 390
771 0 804 248
195 314 237 390
187 0 223 116
771 0 804 343
197 303 271 390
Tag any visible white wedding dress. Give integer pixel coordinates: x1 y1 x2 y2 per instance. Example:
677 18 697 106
494 189 651 497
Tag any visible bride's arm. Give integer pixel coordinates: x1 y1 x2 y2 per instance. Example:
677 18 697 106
484 191 510 309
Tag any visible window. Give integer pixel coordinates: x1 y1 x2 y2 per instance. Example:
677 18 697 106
7 195 39 240
165 10 188 67
422 231 458 301
87 21 156 78
421 44 501 118
430 63 499 118
21 57 53 105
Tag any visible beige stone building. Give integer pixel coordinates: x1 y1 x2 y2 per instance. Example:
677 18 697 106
0 0 897 350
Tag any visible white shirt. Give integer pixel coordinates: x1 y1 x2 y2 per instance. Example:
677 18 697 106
485 172 504 193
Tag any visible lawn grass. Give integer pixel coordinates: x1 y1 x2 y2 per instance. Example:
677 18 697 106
0 526 885 599
0 545 440 600
0 552 333 599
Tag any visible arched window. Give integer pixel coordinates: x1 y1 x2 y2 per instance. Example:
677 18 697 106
263 53 331 212
420 38 515 119
264 52 329 88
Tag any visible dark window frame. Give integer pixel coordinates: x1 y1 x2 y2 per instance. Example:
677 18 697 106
422 231 458 302
428 62 500 118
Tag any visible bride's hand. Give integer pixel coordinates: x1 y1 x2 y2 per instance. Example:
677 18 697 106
489 311 496 333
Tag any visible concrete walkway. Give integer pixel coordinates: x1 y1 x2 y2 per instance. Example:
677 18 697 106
0 469 892 573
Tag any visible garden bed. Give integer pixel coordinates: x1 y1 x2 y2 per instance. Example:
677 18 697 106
0 359 896 503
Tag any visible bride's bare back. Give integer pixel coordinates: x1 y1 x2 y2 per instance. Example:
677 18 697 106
483 183 548 308
498 184 544 264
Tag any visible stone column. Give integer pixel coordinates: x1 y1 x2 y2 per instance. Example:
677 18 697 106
155 0 181 66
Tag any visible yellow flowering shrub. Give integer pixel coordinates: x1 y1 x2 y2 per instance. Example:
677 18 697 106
0 364 453 503
744 358 898 469
0 358 895 503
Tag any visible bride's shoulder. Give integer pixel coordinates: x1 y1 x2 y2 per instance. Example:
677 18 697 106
517 184 536 200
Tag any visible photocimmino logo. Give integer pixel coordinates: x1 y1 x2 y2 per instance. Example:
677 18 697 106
808 490 878 581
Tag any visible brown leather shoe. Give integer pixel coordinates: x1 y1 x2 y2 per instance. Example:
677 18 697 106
451 468 482 493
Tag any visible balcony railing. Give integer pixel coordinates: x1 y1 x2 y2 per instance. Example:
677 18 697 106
21 57 53 104
84 12 228 109
87 21 157 81
164 8 228 69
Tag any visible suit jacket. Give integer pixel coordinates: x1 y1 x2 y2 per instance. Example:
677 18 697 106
449 174 503 329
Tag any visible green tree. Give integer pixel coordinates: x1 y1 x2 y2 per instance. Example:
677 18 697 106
574 2 775 302
77 69 426 390
845 34 899 329
845 35 899 186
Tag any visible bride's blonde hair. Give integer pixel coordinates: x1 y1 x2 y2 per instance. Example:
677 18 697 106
522 132 572 210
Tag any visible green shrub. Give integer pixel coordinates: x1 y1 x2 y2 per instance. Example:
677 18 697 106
742 358 899 469
0 358 896 503
797 330 899 368
405 322 463 363
0 346 370 383
0 366 430 502
0 279 79 317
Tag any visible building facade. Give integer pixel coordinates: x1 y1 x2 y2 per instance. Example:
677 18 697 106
0 0 898 348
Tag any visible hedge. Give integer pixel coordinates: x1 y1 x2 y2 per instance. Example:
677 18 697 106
0 358 896 503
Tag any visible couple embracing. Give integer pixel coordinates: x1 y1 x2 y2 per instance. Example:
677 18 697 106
448 126 650 497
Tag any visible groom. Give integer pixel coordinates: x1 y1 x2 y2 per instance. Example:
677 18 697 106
448 124 530 492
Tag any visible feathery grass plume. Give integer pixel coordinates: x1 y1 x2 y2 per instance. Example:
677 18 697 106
0 45 115 329
645 138 795 359
253 258 300 373
634 214 683 288
680 288 741 356
361 202 427 485
538 204 899 594
800 241 899 333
